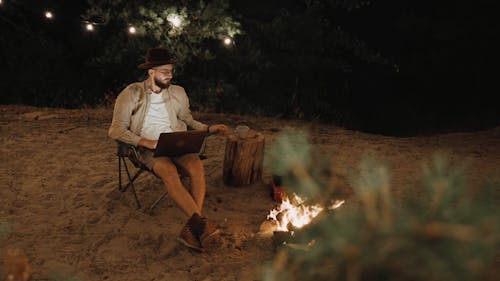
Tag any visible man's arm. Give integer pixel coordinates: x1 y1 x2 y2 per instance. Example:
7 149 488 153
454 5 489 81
178 104 228 135
174 86 228 134
208 124 229 135
137 138 157 150
108 87 143 146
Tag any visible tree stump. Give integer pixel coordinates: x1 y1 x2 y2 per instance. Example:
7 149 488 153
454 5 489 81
223 131 265 186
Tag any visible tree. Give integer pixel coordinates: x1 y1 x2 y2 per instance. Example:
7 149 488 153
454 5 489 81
82 0 241 87
220 0 393 121
76 0 241 109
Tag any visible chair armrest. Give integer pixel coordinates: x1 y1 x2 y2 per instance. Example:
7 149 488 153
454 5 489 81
116 141 134 157
116 141 147 170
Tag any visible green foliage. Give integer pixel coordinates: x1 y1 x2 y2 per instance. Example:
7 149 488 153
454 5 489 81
265 128 319 198
264 130 500 281
83 0 241 69
265 128 312 177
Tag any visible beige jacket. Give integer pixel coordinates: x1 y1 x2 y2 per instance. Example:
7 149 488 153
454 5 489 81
108 81 207 146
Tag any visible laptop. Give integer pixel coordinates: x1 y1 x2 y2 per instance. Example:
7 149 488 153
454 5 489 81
153 130 207 158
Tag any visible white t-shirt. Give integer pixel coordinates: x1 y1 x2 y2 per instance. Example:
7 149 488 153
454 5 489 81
140 91 172 140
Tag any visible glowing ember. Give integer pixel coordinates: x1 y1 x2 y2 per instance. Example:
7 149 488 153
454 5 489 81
328 199 345 210
267 193 344 232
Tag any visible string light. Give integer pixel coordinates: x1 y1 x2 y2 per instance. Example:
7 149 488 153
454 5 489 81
2 4 237 50
44 11 53 19
85 23 94 31
223 37 232 46
167 14 182 28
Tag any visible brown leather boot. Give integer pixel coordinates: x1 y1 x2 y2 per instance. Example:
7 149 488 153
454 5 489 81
177 214 203 251
199 217 223 252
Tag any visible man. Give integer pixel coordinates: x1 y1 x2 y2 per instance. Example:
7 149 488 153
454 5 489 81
109 47 228 251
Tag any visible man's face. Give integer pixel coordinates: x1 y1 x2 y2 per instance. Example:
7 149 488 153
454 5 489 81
151 64 174 89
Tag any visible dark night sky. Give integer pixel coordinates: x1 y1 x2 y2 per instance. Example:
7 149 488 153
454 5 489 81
1 0 498 134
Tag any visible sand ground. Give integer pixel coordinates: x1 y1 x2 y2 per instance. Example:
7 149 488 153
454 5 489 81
1 105 499 280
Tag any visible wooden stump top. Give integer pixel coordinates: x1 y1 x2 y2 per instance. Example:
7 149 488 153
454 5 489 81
225 130 264 142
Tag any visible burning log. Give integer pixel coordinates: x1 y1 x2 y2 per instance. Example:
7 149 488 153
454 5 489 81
258 220 278 238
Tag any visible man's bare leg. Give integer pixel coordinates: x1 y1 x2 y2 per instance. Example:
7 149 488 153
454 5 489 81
153 158 200 217
174 154 222 251
174 154 206 213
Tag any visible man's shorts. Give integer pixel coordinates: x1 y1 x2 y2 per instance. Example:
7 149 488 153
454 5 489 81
136 147 198 171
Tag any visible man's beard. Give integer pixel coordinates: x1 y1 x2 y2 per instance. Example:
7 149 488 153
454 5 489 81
154 77 170 89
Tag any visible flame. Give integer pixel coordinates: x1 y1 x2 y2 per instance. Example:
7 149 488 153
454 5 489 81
267 193 344 232
328 199 345 210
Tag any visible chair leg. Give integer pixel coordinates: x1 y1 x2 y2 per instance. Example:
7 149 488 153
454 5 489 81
118 156 133 192
118 156 142 209
118 155 168 211
118 156 123 191
150 191 168 211
128 182 141 209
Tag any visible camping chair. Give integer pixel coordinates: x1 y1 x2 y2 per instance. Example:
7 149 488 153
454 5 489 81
116 135 208 210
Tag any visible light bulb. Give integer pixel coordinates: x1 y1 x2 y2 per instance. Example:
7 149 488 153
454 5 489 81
45 11 53 19
167 14 182 28
85 23 94 31
223 37 232 45
128 26 136 34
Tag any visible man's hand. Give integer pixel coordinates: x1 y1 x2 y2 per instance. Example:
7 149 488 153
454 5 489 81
208 124 228 136
138 138 158 150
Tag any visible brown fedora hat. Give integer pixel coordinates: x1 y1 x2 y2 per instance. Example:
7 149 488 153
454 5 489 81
138 47 176 70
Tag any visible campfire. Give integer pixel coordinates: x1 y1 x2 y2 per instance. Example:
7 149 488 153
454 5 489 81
261 192 345 245
268 193 319 232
